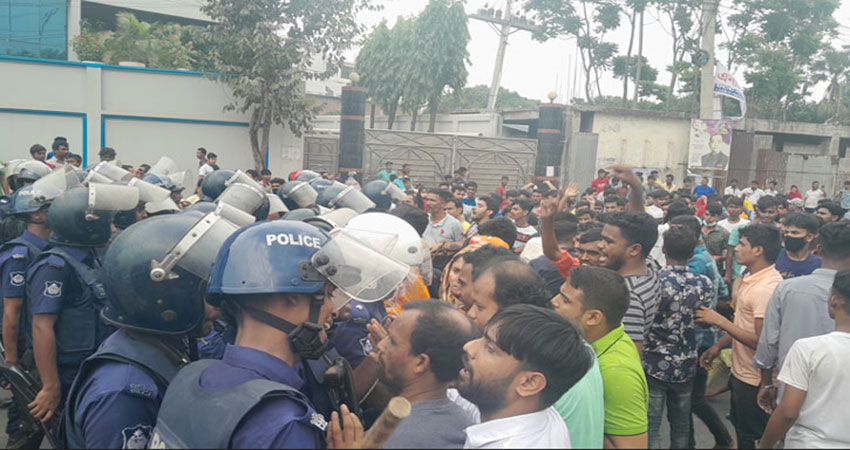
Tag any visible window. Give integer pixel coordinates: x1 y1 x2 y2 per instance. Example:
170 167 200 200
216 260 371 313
0 0 68 60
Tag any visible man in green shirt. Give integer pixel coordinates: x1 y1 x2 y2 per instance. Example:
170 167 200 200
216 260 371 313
551 266 649 448
377 161 397 182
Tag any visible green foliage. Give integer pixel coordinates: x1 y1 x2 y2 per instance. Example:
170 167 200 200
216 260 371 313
72 26 107 62
202 0 374 168
438 85 540 111
612 55 657 82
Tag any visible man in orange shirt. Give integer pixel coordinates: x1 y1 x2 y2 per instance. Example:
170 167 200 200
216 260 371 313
696 223 783 449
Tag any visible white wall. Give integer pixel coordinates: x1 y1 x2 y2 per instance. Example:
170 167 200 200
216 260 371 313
0 57 303 177
311 112 503 137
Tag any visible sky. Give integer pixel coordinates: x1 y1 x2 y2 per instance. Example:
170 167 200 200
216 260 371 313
350 0 850 104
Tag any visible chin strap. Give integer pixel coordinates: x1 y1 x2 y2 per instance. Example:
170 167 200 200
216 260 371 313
239 294 328 360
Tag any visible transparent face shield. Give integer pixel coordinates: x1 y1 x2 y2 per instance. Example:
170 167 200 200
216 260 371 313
282 181 319 208
343 226 433 287
128 177 171 203
267 193 289 215
31 166 82 201
304 208 360 232
167 170 195 194
216 182 267 215
83 171 113 185
226 170 264 191
144 197 181 215
149 203 256 282
383 182 408 202
85 184 140 221
15 160 52 181
148 156 180 177
90 161 133 182
329 185 377 213
5 159 27 177
310 229 410 303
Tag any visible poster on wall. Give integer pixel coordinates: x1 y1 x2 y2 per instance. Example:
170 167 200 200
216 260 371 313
688 118 732 171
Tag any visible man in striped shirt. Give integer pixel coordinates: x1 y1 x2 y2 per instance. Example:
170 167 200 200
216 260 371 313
600 211 661 354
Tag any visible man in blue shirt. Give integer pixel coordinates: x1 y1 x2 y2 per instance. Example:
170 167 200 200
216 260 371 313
774 212 821 279
644 225 713 448
694 177 717 199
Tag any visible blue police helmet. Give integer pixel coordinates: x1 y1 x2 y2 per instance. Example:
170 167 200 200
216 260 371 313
206 221 329 306
309 178 334 195
363 180 392 211
47 187 115 247
142 173 165 187
295 170 321 182
8 186 50 216
200 169 235 200
101 214 208 334
182 201 217 215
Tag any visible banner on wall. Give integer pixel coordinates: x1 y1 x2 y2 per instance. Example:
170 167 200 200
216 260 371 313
688 118 732 171
714 63 747 120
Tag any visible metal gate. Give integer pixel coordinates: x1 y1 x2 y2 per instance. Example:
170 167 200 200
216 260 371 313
303 135 339 174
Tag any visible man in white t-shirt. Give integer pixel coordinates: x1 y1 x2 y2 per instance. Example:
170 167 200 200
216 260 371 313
508 198 538 252
453 305 592 449
724 179 743 198
198 152 217 179
803 181 826 212
717 197 749 234
741 180 764 206
758 269 850 449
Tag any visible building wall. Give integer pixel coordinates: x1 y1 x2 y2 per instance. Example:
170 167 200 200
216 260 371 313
589 111 691 179
311 112 504 137
0 56 303 177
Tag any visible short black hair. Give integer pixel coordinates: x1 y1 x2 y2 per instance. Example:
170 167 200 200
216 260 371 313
404 300 481 383
664 201 693 223
725 196 744 207
489 305 592 408
832 269 850 315
430 189 453 203
817 200 845 219
439 182 451 189
479 261 550 311
579 228 604 244
463 246 519 281
783 212 820 234
739 223 782 264
579 221 603 233
270 177 285 185
576 209 596 220
513 197 533 213
99 147 116 158
478 195 501 217
390 203 429 236
506 189 521 198
669 215 702 241
140 163 151 171
448 197 463 209
67 154 81 163
819 221 850 260
197 147 207 156
52 137 68 151
29 144 46 155
553 219 579 245
602 211 659 258
246 169 260 178
663 224 698 261
207 152 218 159
501 175 509 181
757 195 778 212
648 190 669 201
567 266 629 329
706 204 724 217
478 217 517 248
260 169 271 176
452 184 466 194
466 181 478 189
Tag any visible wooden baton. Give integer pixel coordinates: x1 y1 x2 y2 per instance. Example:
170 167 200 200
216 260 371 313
361 396 412 449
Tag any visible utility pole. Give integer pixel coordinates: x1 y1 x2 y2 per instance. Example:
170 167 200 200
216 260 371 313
699 0 719 119
470 1 540 110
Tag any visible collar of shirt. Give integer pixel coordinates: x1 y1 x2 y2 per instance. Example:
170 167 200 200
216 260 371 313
741 264 778 285
592 324 626 358
57 245 90 262
666 264 689 273
463 407 567 449
20 229 49 250
428 214 449 227
221 345 306 390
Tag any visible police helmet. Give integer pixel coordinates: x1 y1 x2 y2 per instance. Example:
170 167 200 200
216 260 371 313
10 166 81 218
14 161 52 187
316 181 376 213
8 186 49 216
295 170 321 182
48 185 139 247
101 212 242 334
182 201 217 215
363 180 407 211
309 178 334 195
200 169 235 200
282 205 322 221
278 181 318 210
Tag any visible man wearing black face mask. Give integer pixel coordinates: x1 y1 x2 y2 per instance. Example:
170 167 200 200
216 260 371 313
775 212 821 279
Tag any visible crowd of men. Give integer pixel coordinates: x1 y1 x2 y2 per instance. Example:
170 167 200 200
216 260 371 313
0 138 848 449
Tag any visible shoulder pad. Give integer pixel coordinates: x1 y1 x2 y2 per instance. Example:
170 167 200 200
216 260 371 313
45 255 66 269
10 247 28 259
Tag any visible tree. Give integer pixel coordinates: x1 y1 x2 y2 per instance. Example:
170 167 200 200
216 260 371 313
202 0 373 169
811 48 850 123
357 21 402 129
411 0 470 132
725 0 839 120
438 85 540 111
655 0 700 102
526 0 621 103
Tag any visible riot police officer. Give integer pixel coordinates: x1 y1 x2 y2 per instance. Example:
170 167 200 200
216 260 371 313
64 208 249 448
0 186 52 448
26 185 138 422
150 220 411 449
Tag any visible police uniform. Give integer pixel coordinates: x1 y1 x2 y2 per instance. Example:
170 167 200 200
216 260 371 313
196 319 235 361
27 245 114 398
64 329 189 448
328 300 386 368
150 345 326 449
0 229 48 352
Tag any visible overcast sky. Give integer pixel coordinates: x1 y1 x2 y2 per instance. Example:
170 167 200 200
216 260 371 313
350 0 850 104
